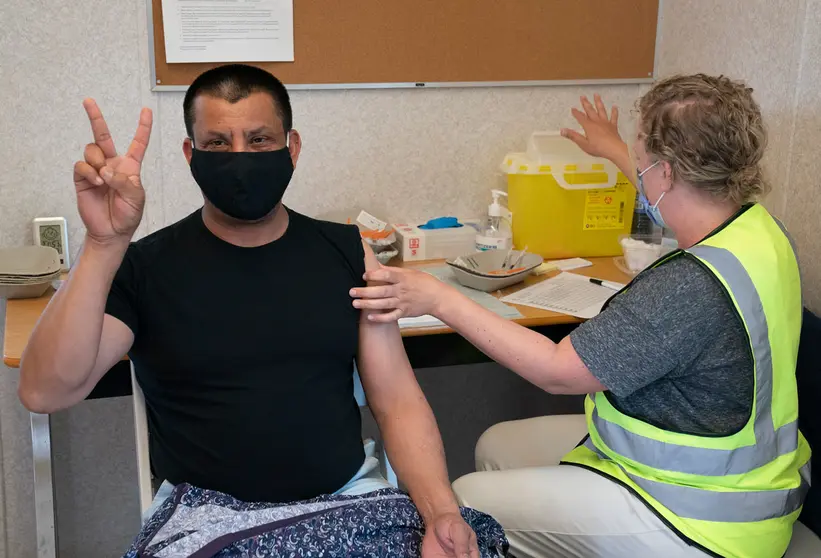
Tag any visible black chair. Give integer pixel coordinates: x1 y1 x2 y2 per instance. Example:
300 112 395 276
788 308 821 555
798 309 821 534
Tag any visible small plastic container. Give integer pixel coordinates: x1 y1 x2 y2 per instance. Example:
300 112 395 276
616 234 679 275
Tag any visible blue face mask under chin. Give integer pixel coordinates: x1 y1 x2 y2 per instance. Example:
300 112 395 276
637 161 667 229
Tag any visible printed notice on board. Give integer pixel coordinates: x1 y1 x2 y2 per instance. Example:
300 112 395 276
582 187 627 231
161 0 294 63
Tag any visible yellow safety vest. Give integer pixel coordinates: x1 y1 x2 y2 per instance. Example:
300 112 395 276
562 204 811 558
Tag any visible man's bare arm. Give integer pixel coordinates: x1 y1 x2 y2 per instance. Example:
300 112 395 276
19 243 134 413
19 99 151 413
356 242 477 557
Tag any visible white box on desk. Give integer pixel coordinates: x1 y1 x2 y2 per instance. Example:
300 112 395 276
393 220 479 261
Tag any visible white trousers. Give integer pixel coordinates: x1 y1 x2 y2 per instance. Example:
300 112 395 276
452 415 709 558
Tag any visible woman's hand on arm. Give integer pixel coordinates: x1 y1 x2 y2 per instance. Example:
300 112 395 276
561 94 635 183
351 266 456 321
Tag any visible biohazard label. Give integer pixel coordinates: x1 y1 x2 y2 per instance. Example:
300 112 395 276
583 187 626 231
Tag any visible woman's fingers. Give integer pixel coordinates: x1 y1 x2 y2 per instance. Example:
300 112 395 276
363 267 401 285
561 128 589 150
350 284 396 299
353 297 401 310
580 95 598 120
610 105 620 126
570 107 588 127
366 309 404 323
594 94 608 119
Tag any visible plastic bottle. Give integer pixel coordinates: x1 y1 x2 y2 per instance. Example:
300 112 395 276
476 190 513 251
631 192 654 235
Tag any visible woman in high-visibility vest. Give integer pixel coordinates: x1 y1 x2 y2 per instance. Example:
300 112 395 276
351 74 810 558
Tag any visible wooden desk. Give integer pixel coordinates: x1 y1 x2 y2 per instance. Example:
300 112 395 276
4 257 628 365
2 256 629 558
397 257 629 337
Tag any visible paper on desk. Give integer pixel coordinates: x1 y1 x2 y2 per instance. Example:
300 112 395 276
550 258 593 271
398 266 522 329
398 314 445 329
161 0 294 63
501 272 623 319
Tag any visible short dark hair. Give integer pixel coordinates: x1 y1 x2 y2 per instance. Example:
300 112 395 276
183 64 292 139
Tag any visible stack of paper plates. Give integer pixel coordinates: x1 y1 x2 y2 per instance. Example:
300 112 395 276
0 246 62 299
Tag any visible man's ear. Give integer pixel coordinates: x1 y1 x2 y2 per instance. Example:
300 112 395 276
288 130 302 168
183 137 194 165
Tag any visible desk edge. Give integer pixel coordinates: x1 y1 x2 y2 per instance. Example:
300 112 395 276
4 356 21 369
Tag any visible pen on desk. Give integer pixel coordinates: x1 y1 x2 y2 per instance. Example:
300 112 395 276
589 278 622 291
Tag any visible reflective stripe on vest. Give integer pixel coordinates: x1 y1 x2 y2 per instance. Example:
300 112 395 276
773 215 804 308
582 438 811 523
592 243 798 477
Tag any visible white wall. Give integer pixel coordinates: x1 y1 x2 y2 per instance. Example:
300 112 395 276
656 0 821 306
785 0 821 312
0 0 819 555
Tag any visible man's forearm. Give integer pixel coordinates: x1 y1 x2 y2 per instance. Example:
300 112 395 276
375 393 458 523
19 238 126 411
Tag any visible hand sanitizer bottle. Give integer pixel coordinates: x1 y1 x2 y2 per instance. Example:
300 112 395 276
476 190 513 251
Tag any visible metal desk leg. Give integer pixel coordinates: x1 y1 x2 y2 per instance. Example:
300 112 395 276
30 412 57 558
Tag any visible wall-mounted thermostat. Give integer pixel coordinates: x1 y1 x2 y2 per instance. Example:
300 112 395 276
33 217 70 271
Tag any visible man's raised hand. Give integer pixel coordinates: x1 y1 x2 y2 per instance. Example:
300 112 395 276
73 99 153 246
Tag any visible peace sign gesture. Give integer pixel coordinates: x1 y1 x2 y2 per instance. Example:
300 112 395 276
73 99 153 246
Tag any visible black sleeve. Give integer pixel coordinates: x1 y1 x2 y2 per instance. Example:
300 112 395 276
104 245 140 336
570 257 736 397
350 228 366 289
311 218 366 288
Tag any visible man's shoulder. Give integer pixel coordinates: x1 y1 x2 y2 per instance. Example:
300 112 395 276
289 210 364 256
290 210 361 240
288 210 366 280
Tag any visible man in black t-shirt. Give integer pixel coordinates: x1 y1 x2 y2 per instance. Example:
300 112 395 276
19 65 479 557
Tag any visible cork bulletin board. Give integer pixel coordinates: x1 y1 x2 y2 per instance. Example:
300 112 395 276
149 0 660 90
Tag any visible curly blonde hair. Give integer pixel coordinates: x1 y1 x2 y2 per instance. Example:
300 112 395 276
638 74 770 205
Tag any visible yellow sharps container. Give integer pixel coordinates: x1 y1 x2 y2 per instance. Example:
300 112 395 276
502 132 636 260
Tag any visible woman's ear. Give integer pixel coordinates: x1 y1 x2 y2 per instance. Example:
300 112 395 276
662 160 675 191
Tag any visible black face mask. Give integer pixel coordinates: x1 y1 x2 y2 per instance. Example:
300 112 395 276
189 146 294 221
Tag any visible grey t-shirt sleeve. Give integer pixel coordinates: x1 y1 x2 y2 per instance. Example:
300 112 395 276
570 257 737 397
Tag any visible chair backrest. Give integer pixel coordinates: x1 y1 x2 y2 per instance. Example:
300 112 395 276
131 363 154 514
353 362 398 486
132 361 397 514
353 362 368 407
798 309 821 537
